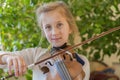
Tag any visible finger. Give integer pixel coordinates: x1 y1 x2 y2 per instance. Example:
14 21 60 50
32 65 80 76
13 58 19 77
18 60 22 76
18 58 24 76
22 60 27 74
8 59 13 75
18 56 27 76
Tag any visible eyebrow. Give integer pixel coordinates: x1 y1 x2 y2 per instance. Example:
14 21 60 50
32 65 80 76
44 24 50 26
56 21 62 23
43 20 63 27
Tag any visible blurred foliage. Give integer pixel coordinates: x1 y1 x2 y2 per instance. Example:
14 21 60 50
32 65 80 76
0 69 4 78
70 0 120 61
0 0 120 80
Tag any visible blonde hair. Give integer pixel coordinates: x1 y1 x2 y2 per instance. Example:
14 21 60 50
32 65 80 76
36 1 81 45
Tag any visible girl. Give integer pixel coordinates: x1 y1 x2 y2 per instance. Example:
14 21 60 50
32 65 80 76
0 1 90 80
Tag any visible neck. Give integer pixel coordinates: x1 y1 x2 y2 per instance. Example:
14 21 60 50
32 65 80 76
53 43 67 49
50 43 68 55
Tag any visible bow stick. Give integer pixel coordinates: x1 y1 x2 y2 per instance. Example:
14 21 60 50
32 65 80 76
1 26 120 80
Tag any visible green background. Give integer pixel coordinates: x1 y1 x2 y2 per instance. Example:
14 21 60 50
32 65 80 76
0 0 120 79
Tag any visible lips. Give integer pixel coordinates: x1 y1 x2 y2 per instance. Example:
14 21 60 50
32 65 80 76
51 37 61 41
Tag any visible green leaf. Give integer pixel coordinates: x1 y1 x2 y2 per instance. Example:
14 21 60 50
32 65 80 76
94 52 100 60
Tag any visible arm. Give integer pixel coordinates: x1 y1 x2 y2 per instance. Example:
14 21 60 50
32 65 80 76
0 47 45 77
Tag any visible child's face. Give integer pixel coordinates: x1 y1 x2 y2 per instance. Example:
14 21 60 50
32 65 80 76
40 10 72 47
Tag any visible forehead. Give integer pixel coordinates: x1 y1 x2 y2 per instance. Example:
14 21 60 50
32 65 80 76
40 10 67 24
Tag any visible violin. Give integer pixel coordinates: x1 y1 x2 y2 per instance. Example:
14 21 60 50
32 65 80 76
1 26 120 80
40 45 85 80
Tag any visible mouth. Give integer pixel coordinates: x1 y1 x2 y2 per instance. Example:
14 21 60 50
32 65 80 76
51 37 62 41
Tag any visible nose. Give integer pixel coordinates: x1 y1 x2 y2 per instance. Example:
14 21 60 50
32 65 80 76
52 27 59 35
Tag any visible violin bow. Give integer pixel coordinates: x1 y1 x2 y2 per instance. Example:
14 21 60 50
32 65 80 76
1 26 120 80
34 26 120 65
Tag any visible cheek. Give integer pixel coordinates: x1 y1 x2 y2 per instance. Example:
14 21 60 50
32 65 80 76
63 29 71 40
44 31 51 40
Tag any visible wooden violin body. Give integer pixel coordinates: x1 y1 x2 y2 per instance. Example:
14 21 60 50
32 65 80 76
40 47 85 80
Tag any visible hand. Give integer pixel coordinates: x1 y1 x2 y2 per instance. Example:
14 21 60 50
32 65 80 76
5 54 27 77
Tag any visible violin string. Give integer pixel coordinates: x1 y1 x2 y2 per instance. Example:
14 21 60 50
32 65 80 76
55 56 72 80
57 50 71 80
56 56 66 80
59 56 72 80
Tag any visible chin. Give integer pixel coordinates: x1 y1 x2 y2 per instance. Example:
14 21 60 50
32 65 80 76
52 43 64 47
